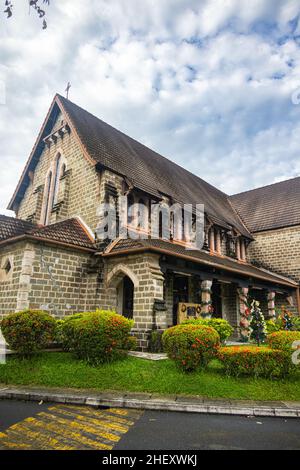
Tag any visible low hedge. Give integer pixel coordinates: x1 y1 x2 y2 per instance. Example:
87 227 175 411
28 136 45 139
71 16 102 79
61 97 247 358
268 331 300 351
266 316 300 334
265 319 281 335
183 318 233 343
0 310 56 356
218 346 295 378
162 324 220 372
60 310 134 364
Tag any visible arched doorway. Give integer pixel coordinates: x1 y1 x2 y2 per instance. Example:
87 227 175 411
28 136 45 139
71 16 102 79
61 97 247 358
107 265 138 320
121 276 134 319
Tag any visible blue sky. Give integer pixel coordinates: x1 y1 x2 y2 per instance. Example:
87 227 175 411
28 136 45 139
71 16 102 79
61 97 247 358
1 0 300 215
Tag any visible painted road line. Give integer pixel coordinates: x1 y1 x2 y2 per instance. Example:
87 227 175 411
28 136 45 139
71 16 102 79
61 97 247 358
58 404 136 426
49 405 134 428
21 415 112 450
0 405 143 450
38 411 121 445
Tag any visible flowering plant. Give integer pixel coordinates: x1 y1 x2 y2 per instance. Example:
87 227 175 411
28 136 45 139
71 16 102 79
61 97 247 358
162 324 220 372
218 346 295 378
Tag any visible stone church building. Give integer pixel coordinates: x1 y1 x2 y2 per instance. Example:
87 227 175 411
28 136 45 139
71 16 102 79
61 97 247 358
0 94 299 349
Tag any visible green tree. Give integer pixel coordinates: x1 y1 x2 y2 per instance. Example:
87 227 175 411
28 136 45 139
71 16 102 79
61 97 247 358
250 300 267 346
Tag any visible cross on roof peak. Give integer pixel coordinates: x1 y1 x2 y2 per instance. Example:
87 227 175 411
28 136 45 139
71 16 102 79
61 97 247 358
65 82 71 100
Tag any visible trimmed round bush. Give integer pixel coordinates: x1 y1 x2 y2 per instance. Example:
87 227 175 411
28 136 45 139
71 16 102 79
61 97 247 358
183 318 233 343
60 310 134 364
0 310 56 356
218 346 295 378
162 324 220 372
268 331 300 351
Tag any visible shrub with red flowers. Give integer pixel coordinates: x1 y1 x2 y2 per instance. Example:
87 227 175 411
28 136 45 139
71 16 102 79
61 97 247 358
162 324 220 372
218 346 295 378
61 310 134 364
267 331 300 352
0 310 56 356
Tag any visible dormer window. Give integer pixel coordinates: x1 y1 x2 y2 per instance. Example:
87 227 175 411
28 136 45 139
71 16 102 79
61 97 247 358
127 194 135 225
226 231 237 259
137 198 148 231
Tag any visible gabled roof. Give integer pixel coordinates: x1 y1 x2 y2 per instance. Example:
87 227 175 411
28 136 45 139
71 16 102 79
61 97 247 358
0 215 95 251
8 94 252 239
230 176 300 233
103 237 297 288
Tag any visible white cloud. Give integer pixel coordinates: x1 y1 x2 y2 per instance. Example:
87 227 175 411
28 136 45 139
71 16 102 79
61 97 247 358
1 0 300 215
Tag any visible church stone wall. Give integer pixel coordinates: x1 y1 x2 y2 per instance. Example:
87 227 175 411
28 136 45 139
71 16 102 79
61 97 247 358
248 226 300 314
0 242 25 319
16 113 101 232
248 225 300 283
103 253 165 350
28 243 95 318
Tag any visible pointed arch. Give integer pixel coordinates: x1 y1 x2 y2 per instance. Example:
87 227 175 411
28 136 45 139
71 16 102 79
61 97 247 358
41 169 53 225
106 264 139 288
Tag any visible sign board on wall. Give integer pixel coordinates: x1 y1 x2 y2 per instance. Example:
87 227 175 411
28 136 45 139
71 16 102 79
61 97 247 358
177 303 202 324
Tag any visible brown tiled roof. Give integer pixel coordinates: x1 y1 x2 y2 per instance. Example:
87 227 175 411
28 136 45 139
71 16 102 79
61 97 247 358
29 218 95 250
0 215 35 242
103 238 297 288
0 216 95 251
230 177 300 233
57 95 251 238
8 94 250 238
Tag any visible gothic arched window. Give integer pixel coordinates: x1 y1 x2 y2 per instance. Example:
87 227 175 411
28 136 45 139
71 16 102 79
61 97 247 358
43 170 52 225
51 153 62 209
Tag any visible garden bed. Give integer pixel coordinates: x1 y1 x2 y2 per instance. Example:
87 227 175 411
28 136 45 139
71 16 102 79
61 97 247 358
0 352 299 401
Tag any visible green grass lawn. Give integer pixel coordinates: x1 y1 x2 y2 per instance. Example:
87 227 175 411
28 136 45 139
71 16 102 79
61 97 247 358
0 352 299 401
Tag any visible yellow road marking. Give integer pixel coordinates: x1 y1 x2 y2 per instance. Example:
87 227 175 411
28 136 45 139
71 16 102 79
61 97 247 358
56 404 135 426
38 412 120 443
23 416 112 450
50 405 134 428
4 424 76 450
47 407 130 433
0 405 143 450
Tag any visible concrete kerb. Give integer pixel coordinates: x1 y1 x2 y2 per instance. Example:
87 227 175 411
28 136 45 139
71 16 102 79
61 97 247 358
0 387 299 418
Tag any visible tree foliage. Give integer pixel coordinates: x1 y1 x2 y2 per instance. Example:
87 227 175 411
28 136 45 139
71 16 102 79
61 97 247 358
4 0 50 29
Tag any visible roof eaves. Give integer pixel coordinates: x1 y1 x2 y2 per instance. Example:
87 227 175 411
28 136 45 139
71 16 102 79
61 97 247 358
0 232 96 253
101 241 297 288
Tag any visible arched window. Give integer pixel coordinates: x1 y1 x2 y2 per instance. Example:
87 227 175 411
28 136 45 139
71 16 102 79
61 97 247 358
43 170 52 225
51 154 62 209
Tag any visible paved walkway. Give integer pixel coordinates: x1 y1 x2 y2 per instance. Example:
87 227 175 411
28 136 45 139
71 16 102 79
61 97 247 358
1 385 299 418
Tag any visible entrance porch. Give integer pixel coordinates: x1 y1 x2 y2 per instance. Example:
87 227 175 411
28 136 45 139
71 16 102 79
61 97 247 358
101 238 298 350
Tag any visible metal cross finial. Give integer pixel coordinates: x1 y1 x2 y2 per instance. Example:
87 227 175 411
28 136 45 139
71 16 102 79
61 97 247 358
65 82 71 99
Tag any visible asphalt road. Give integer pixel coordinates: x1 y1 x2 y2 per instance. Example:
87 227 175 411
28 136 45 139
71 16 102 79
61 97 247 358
0 400 299 450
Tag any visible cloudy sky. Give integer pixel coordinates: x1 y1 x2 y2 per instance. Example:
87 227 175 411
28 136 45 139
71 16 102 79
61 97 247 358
1 0 300 215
